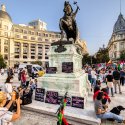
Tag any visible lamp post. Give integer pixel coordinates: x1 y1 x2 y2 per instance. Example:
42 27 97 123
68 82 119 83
91 55 92 65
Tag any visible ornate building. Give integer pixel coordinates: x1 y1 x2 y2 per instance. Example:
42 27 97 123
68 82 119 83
0 4 61 67
108 13 125 61
0 4 88 67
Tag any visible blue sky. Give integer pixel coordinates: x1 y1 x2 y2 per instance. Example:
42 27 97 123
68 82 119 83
1 0 125 54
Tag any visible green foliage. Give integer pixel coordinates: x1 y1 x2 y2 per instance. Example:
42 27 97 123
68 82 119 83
82 54 96 65
31 61 42 65
0 54 6 68
96 48 109 63
120 50 125 60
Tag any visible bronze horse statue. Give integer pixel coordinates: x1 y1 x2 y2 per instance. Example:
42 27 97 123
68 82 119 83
59 1 80 43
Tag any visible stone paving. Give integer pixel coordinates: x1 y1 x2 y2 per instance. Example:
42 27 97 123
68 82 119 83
0 73 125 125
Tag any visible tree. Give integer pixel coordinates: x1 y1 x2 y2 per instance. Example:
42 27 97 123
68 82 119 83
96 48 109 63
0 54 6 68
82 54 97 66
120 50 125 61
31 61 42 66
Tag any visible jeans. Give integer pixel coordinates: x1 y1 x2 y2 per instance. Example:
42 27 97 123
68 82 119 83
88 74 92 84
120 77 124 86
92 78 96 87
113 80 121 93
96 112 123 123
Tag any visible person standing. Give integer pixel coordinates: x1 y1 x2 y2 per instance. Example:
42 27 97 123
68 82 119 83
31 67 35 79
3 77 13 100
106 70 114 97
1 67 4 75
120 69 125 86
21 70 26 88
91 67 97 87
113 67 122 94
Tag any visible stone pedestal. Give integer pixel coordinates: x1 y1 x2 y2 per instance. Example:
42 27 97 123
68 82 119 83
40 41 90 99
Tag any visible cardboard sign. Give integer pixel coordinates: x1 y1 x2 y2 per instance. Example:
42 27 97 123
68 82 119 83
57 96 71 106
45 91 58 104
62 62 73 73
35 88 45 102
46 67 57 74
72 96 84 109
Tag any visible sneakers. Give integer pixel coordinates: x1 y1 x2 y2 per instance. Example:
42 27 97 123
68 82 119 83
115 92 117 94
119 92 122 94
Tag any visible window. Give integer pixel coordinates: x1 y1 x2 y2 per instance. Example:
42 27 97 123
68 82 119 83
15 42 20 46
15 35 20 38
23 49 28 54
38 56 42 59
23 55 27 59
31 44 35 48
45 34 48 37
4 40 8 45
45 39 48 42
4 46 8 53
31 32 34 35
52 35 54 38
114 44 117 50
15 29 19 32
45 56 48 59
23 43 28 47
15 55 19 58
23 36 27 39
15 48 20 53
31 37 35 40
24 30 27 34
121 42 124 49
4 25 8 30
4 32 8 37
38 33 42 36
45 45 49 49
28 31 31 34
31 56 35 59
49 34 51 37
4 55 8 60
38 37 42 41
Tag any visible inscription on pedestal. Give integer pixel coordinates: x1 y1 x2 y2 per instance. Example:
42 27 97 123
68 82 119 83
46 67 57 74
62 62 73 73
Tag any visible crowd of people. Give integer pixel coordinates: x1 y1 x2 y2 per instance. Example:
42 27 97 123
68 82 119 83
85 64 125 123
0 64 125 124
0 67 38 125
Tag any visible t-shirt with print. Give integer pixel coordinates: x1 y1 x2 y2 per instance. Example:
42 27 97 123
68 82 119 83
0 107 13 125
94 99 103 114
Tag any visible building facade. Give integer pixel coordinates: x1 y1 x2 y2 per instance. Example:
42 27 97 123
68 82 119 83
0 4 88 67
0 5 61 67
108 13 125 61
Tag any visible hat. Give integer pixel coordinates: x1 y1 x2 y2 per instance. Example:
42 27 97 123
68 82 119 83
0 92 6 103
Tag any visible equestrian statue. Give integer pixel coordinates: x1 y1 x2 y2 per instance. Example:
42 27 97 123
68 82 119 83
59 1 80 43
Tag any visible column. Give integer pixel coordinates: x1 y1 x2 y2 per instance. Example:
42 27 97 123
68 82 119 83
35 44 38 60
20 43 23 59
117 42 120 58
28 43 31 59
42 44 45 67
